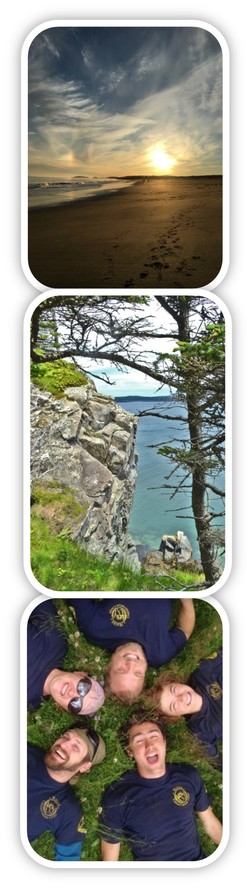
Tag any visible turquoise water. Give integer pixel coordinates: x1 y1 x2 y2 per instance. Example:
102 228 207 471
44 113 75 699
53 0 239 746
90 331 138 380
116 397 225 562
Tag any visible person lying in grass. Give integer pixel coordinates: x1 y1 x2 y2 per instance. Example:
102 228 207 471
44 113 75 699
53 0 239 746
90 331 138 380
146 651 222 769
28 725 105 862
99 714 222 862
68 597 195 703
28 599 105 716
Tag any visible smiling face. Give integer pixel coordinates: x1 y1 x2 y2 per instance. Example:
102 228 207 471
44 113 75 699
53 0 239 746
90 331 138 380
107 643 147 700
159 683 203 717
128 721 167 779
44 730 91 781
46 669 105 715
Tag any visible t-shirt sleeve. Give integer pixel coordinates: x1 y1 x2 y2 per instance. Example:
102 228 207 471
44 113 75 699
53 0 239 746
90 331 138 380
99 785 124 844
165 626 187 662
68 599 97 634
193 769 211 813
54 841 83 861
54 795 87 846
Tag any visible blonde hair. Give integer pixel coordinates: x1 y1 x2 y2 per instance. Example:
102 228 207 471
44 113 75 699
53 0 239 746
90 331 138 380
104 664 145 704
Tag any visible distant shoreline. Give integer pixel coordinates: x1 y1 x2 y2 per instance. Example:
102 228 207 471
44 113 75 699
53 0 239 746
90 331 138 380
116 395 173 402
112 174 222 180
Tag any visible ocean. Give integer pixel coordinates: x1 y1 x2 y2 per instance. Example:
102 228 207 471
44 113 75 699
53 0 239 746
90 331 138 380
116 396 225 563
28 176 138 210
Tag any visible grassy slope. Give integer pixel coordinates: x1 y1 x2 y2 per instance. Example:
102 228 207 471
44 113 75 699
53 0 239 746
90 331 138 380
31 512 205 593
27 598 223 862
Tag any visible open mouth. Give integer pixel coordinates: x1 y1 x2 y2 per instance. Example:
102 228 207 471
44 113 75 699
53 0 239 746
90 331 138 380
146 752 159 765
123 653 139 661
53 746 67 762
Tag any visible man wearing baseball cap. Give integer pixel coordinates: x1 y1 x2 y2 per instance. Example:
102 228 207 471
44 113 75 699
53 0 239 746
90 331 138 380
27 725 106 861
28 599 105 716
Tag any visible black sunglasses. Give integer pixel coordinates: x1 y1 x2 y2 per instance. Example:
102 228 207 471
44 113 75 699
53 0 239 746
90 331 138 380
85 727 100 761
68 676 92 714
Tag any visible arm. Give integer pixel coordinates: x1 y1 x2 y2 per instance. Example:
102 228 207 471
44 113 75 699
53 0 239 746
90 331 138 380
177 598 195 639
101 840 121 861
197 806 222 845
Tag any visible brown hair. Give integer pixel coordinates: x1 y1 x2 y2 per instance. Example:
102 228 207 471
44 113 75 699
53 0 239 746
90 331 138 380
144 670 188 723
120 710 167 748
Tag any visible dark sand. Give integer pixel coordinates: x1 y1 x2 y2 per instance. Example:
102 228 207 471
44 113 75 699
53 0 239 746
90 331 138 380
28 177 222 289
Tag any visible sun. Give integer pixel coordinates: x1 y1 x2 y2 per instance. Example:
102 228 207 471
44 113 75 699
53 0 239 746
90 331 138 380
148 146 175 174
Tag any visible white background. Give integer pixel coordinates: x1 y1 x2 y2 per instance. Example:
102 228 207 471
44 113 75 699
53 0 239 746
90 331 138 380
2 0 250 883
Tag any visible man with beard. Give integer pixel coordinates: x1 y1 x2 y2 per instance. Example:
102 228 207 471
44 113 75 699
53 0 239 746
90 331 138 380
27 726 105 861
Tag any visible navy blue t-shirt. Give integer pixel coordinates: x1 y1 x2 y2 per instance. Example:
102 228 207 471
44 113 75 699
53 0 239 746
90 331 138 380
186 651 222 757
68 599 186 667
28 600 68 709
99 764 210 861
28 745 86 848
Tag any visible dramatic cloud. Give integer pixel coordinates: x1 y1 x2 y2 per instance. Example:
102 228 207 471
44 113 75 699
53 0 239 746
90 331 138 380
28 25 223 178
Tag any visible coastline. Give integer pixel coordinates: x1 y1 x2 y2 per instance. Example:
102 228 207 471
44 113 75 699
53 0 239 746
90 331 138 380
28 179 142 212
28 176 222 289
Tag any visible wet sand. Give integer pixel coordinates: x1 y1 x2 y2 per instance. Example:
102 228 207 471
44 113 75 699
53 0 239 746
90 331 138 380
28 177 222 289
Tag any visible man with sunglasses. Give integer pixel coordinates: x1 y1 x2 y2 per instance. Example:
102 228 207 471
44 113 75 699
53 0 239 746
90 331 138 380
68 597 195 703
28 725 106 861
28 599 105 716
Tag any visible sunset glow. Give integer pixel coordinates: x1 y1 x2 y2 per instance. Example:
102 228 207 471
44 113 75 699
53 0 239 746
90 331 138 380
148 147 176 174
28 25 222 180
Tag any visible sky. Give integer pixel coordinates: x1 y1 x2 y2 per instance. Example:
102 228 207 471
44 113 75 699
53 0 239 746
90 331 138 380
28 24 222 179
86 363 172 398
58 296 175 398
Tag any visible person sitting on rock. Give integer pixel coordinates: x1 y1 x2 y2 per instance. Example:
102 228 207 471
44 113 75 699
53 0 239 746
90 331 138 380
68 597 195 703
147 650 222 768
28 725 105 861
28 599 105 716
159 531 192 563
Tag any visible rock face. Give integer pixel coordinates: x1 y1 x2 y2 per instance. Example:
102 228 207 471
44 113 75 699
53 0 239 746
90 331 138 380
142 549 202 576
30 380 140 568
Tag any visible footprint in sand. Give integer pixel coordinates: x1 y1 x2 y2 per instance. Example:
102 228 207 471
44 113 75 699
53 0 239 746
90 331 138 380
123 279 135 287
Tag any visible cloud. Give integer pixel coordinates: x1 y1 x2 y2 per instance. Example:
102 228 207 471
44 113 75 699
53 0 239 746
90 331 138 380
42 34 60 59
28 27 222 177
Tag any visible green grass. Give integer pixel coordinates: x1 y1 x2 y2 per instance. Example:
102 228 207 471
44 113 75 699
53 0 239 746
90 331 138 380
27 598 223 862
31 359 88 398
31 513 205 593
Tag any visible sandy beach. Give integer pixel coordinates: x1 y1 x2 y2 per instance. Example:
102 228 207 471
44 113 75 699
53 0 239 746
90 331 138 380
28 177 222 289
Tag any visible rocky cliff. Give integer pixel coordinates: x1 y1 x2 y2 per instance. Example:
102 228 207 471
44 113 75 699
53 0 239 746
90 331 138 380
30 379 140 569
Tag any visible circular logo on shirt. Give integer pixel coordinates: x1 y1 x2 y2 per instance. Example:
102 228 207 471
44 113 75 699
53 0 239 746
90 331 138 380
207 681 222 699
40 796 61 819
109 605 130 627
173 786 190 806
77 815 87 834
